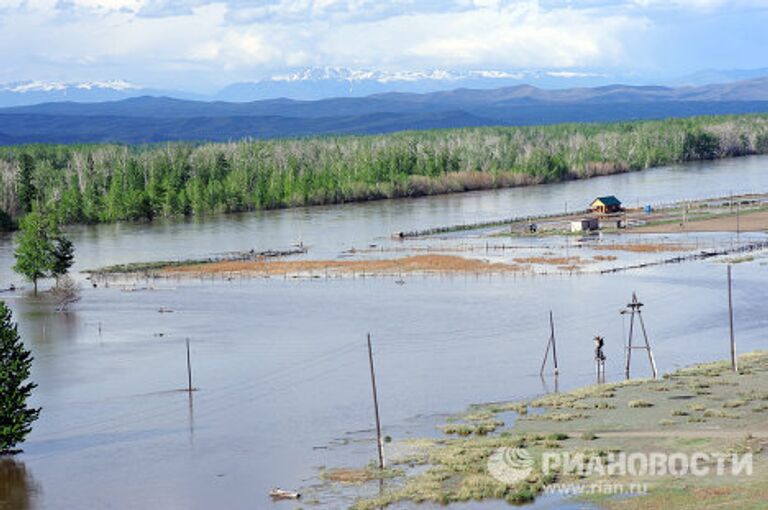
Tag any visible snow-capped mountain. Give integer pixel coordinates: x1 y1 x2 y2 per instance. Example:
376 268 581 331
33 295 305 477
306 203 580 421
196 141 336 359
215 67 612 101
0 69 614 106
0 80 192 107
2 79 139 93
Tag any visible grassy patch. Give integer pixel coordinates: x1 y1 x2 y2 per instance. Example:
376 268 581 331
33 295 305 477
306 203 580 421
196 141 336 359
337 351 768 510
321 466 403 484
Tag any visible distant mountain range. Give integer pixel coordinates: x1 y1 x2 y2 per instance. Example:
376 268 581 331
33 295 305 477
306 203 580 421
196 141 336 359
672 68 768 86
0 68 615 106
2 77 768 145
213 67 614 102
0 80 196 107
3 67 768 107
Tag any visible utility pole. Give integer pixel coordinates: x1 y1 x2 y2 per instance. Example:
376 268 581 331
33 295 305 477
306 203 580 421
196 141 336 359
186 338 193 392
727 266 738 373
621 293 657 380
539 311 559 376
367 333 385 469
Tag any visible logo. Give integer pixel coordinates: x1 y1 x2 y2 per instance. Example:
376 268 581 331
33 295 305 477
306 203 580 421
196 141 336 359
487 447 534 484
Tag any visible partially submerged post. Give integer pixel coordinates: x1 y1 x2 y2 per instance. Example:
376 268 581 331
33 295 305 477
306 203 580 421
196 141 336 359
539 311 559 376
367 333 385 469
594 335 606 384
621 292 657 379
186 338 193 392
727 266 738 373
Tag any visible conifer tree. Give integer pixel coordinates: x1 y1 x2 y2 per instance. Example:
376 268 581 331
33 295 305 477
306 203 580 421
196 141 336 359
13 213 55 294
0 302 40 454
51 236 75 282
16 154 36 214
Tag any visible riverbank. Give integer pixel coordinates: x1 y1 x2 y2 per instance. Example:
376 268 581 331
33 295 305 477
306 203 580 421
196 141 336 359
335 351 768 510
2 114 768 228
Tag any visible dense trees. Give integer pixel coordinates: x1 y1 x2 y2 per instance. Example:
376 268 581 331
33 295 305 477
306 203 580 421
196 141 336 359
1 114 768 228
0 302 40 454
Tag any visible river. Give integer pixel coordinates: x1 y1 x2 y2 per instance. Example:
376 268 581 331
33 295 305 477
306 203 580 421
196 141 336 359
1 155 767 509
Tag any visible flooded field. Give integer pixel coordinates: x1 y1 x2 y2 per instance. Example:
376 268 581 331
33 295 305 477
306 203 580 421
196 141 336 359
1 156 767 509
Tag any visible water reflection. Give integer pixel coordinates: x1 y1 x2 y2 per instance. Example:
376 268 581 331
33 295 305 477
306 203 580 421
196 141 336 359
0 458 38 510
187 391 195 445
10 297 81 350
539 374 559 394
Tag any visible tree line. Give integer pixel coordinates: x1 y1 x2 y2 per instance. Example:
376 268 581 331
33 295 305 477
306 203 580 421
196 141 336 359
1 114 767 228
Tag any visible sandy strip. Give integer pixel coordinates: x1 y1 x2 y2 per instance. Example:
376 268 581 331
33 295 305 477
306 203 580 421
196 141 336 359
632 209 768 233
160 254 526 277
513 256 584 265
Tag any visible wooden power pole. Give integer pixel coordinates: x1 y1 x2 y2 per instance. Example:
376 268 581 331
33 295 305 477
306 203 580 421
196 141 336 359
728 266 738 373
367 333 385 469
539 311 559 376
621 293 657 380
186 338 194 392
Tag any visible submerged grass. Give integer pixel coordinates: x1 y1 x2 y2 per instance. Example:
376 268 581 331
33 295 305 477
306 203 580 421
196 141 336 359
337 351 768 510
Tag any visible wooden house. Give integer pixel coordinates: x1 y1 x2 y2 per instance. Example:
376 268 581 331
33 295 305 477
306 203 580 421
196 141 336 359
590 196 623 214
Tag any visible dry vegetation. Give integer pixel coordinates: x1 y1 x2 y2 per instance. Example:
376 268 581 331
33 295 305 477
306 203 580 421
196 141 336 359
161 254 526 277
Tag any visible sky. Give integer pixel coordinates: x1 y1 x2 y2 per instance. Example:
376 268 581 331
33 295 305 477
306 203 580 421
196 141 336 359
1 0 768 92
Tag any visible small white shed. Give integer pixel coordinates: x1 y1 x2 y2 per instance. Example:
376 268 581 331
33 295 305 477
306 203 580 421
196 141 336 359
571 218 599 233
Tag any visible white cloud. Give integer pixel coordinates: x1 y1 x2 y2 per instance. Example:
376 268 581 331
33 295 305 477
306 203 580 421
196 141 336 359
316 2 645 69
630 0 768 10
70 0 146 11
3 0 758 90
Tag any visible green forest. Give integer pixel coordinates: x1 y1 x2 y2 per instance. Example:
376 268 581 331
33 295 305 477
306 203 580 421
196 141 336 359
1 113 768 229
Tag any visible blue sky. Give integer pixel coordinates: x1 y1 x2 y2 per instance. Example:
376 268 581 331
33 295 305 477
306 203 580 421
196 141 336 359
1 0 767 91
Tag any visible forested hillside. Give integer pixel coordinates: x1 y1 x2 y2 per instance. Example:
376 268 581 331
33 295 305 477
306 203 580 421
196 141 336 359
1 114 767 228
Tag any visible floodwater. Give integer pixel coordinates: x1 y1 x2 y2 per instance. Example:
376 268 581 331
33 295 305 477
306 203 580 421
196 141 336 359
0 156 767 509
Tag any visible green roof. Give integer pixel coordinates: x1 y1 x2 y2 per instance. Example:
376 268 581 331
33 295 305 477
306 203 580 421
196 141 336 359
593 195 622 206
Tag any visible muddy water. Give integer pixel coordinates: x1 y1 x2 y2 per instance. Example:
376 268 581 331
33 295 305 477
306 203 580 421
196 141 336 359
0 156 767 509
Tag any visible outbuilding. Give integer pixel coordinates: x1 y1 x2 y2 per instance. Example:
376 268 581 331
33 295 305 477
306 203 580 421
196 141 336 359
590 196 623 214
570 218 599 233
